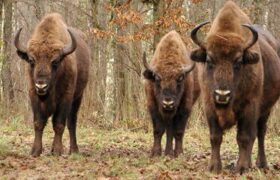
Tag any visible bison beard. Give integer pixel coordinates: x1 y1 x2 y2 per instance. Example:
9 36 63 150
14 13 90 157
143 31 199 157
190 1 280 174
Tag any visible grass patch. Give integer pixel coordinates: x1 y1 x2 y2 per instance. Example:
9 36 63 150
0 119 279 179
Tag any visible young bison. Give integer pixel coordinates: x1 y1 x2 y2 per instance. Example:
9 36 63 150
190 1 280 173
143 31 199 157
14 13 90 157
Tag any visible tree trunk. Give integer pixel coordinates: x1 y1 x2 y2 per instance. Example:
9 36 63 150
153 0 165 49
34 0 46 20
85 0 101 121
97 0 109 117
1 0 14 105
112 0 127 124
128 0 145 125
0 0 3 46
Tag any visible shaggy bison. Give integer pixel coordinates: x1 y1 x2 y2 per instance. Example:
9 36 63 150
14 13 90 157
190 1 280 173
143 31 199 157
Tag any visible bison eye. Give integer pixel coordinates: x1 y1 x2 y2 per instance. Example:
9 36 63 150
177 74 185 82
51 60 60 69
206 55 214 70
206 60 214 70
233 57 243 71
28 58 35 67
155 74 161 82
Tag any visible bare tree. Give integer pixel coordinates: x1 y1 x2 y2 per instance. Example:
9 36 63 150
1 0 14 105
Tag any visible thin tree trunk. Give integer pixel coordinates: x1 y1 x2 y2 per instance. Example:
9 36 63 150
86 0 103 120
129 0 144 123
153 0 165 49
97 0 109 117
1 0 14 105
34 0 46 19
0 0 3 45
112 0 127 124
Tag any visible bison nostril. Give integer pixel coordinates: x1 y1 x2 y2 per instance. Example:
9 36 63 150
214 89 231 105
35 83 48 89
214 89 231 96
162 100 174 106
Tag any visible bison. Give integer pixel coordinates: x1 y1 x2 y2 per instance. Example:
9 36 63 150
14 13 90 157
190 1 280 173
143 31 200 157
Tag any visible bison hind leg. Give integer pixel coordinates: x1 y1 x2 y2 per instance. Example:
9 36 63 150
67 96 83 154
256 112 270 169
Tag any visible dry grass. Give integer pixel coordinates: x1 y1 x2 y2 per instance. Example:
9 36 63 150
0 114 279 179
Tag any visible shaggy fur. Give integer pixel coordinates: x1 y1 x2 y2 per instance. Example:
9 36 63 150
190 1 280 174
15 13 90 157
143 31 199 157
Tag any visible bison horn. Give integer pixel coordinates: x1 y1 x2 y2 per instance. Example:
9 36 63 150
61 29 77 56
182 63 195 74
14 28 27 54
242 24 258 51
190 21 210 49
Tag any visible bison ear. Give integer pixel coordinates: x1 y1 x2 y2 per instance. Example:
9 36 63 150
16 50 29 61
190 48 207 62
243 50 259 64
143 69 155 81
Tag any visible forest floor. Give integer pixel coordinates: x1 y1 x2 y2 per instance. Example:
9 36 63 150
0 117 280 179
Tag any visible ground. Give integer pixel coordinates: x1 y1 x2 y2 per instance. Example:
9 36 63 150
0 118 279 179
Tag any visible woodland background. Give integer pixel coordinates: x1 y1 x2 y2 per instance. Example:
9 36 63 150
0 0 280 134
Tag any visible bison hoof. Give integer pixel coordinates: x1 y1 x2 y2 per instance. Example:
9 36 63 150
151 148 162 157
30 148 42 157
256 159 268 169
174 149 183 157
31 147 42 157
164 149 174 157
234 166 249 174
235 160 252 174
69 147 79 154
51 146 63 156
208 161 222 174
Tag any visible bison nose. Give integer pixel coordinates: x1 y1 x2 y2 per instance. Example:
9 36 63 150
214 89 231 105
35 83 48 90
162 99 175 109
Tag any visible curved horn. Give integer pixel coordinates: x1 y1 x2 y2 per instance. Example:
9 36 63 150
14 28 27 53
242 24 258 50
182 63 195 74
61 29 77 56
190 21 210 49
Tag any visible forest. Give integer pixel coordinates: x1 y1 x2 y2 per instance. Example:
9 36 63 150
0 0 280 179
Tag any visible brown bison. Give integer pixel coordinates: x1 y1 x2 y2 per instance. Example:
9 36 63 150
143 31 200 157
190 1 280 173
14 13 90 157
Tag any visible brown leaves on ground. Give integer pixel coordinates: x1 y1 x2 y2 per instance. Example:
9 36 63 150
0 120 280 179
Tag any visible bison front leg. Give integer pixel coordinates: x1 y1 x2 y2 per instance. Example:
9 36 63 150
51 102 71 156
173 110 189 157
236 105 257 174
208 114 223 174
31 116 47 157
165 125 173 156
150 110 165 157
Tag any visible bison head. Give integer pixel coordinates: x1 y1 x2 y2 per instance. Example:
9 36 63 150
14 28 77 96
143 52 195 114
190 22 259 107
